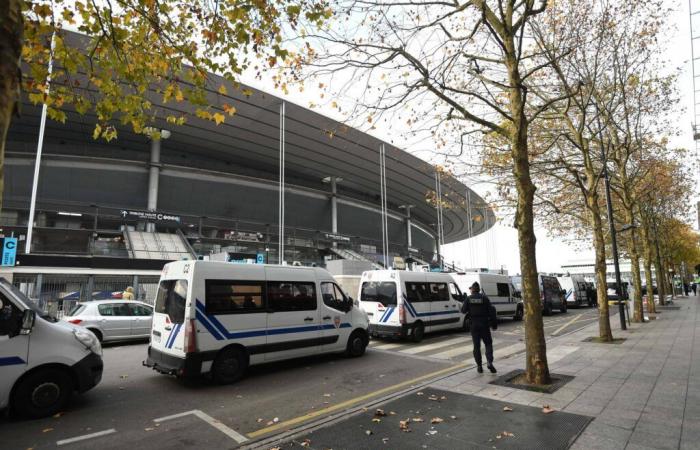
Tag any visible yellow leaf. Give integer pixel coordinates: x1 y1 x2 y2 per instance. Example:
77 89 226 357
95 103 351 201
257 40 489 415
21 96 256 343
218 85 228 95
212 112 225 125
175 87 184 102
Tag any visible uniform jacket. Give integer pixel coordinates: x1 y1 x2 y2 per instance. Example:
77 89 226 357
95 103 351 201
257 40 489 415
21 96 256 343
461 292 497 327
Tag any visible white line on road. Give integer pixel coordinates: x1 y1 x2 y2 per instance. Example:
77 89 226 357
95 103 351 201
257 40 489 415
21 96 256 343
399 337 468 354
371 342 405 350
56 428 116 446
153 409 248 443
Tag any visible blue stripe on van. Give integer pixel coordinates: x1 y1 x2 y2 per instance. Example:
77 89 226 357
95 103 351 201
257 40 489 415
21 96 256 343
165 324 181 349
194 300 351 340
0 356 25 366
382 307 394 322
403 299 417 318
195 310 225 340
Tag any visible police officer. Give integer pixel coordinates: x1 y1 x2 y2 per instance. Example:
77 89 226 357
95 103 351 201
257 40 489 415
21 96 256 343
461 281 498 373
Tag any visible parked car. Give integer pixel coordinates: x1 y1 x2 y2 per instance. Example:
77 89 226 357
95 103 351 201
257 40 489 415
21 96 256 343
63 300 153 342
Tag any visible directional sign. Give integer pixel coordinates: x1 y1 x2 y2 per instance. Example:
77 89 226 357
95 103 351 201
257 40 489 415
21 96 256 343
256 253 265 264
2 237 18 267
120 209 181 223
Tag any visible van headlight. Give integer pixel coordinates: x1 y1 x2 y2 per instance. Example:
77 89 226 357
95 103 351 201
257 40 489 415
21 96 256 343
74 329 102 356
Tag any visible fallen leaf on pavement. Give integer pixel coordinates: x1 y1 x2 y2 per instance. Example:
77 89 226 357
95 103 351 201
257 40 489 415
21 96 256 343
428 395 439 401
257 418 264 423
431 417 444 424
53 412 64 418
42 428 53 433
266 421 274 426
502 431 515 437
269 447 281 450
399 419 411 432
542 405 555 414
372 418 381 423
375 409 387 417
503 406 513 412
450 415 457 420
412 417 424 422
382 437 389 443
323 393 332 397
144 427 155 432
440 396 447 400
427 430 437 435
365 430 373 435
120 374 128 379
300 438 311 447
416 392 424 396
389 411 397 416
273 417 279 423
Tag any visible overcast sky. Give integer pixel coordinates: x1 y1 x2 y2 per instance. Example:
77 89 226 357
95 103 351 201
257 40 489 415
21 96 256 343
238 0 697 275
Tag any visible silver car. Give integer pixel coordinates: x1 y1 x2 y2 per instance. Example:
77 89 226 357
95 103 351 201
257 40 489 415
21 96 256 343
63 300 153 342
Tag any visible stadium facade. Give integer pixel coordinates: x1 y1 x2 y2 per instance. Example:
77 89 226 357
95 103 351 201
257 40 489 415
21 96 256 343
0 38 494 307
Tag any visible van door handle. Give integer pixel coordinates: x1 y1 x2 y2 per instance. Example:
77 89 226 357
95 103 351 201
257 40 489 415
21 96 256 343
164 326 172 331
304 317 314 322
323 316 331 320
444 305 449 308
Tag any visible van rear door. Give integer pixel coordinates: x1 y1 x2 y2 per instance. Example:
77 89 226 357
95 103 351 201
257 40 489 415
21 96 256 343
359 280 398 327
151 278 189 356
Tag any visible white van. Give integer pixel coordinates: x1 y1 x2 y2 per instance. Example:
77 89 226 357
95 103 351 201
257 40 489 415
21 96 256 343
557 275 591 307
144 261 369 383
0 278 103 418
358 270 464 342
451 272 523 327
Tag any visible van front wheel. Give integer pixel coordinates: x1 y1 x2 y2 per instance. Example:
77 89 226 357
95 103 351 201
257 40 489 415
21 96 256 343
513 305 523 321
211 347 248 384
13 368 73 419
346 331 368 357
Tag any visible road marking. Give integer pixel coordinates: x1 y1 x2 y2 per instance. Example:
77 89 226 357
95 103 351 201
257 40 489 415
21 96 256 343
247 361 469 439
432 344 473 359
154 409 248 443
371 342 404 350
400 337 467 354
551 313 588 335
57 429 116 446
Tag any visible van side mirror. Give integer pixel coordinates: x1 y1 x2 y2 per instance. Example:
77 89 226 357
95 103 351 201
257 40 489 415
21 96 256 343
20 310 36 335
514 291 522 299
346 297 354 312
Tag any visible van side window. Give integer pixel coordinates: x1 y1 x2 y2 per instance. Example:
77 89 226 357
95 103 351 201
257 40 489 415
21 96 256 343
0 293 22 337
155 279 188 324
267 281 316 311
496 283 510 297
205 281 265 314
428 283 449 302
321 282 346 311
405 282 430 302
449 283 462 301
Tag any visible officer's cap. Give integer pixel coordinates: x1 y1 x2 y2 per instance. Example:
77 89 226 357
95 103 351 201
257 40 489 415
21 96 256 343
470 282 480 291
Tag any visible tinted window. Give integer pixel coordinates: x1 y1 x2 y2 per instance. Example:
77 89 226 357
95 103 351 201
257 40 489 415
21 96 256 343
449 283 462 301
128 304 153 316
428 283 449 302
98 303 131 316
66 304 86 316
205 281 265 314
497 283 510 297
267 281 316 311
155 279 188 324
321 282 346 311
405 282 430 302
360 282 397 306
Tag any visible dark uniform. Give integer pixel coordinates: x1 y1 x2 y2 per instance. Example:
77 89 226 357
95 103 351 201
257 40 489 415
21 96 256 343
461 284 498 372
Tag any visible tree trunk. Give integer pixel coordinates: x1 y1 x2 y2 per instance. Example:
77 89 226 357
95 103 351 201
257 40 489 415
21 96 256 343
0 0 24 214
639 217 656 314
626 225 644 322
504 48 550 385
588 193 613 341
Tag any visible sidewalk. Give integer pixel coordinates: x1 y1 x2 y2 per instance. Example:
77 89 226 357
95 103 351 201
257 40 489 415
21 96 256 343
278 296 699 449
430 295 699 449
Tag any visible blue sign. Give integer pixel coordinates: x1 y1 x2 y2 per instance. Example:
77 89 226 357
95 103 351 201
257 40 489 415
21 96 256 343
2 238 17 267
256 253 265 264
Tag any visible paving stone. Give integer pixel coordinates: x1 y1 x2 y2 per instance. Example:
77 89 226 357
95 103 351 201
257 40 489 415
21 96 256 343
627 430 680 450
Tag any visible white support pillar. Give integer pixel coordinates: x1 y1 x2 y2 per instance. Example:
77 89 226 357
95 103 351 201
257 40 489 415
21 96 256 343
278 102 286 264
145 129 169 233
331 177 338 234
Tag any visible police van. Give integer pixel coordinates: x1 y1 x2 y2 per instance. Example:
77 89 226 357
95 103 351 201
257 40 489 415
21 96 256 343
451 272 523 327
0 278 103 418
144 261 369 384
358 270 464 342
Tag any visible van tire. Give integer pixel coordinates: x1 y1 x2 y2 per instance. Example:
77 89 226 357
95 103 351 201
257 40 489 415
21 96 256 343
211 347 248 384
13 367 73 419
88 328 103 343
411 322 425 342
513 305 523 321
346 330 368 357
543 302 552 316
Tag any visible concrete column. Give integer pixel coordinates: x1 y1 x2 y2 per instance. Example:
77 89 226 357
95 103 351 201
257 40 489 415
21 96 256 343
405 206 413 248
146 133 164 233
331 177 338 234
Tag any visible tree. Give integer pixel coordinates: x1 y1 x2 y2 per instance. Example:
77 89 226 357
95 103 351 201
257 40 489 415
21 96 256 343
295 0 565 385
0 0 331 213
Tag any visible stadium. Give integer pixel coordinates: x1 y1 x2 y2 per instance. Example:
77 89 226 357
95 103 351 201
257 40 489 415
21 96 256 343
0 37 495 308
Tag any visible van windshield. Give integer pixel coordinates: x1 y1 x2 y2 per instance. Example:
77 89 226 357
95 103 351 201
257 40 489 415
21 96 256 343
155 279 188 324
360 281 397 306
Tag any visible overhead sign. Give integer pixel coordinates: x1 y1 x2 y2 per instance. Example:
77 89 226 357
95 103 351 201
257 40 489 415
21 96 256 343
2 237 18 267
324 233 351 243
120 209 181 223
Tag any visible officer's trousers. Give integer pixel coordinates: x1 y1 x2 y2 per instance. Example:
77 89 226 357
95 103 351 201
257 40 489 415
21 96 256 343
471 323 493 366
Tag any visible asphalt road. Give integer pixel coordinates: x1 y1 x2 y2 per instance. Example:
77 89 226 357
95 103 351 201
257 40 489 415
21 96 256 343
0 305 604 449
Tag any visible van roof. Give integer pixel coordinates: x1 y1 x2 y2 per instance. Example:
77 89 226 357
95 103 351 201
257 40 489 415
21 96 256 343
169 260 333 277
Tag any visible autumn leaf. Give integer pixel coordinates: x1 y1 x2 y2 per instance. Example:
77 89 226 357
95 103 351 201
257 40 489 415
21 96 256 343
503 406 513 412
542 405 555 414
218 84 228 95
430 417 444 424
